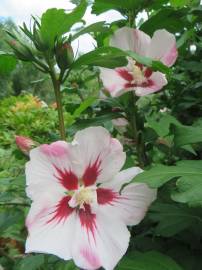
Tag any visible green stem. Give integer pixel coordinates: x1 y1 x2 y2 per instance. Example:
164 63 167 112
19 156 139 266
45 54 66 140
51 73 66 140
128 93 146 168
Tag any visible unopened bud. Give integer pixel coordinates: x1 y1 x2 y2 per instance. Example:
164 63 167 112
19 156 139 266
55 41 74 71
15 135 37 155
9 40 34 62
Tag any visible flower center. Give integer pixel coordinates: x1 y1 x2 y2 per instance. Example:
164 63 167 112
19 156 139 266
131 63 146 85
68 186 97 209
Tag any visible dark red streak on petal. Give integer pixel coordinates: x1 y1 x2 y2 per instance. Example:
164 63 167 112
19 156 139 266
125 79 154 89
140 79 154 87
82 157 101 187
144 68 153 78
97 188 119 205
54 165 78 190
79 204 97 241
47 196 74 224
116 68 133 81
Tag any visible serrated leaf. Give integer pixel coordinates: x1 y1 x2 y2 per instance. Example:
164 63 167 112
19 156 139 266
146 113 180 138
117 251 183 270
71 46 127 68
173 124 202 146
134 160 202 187
0 51 17 76
149 203 198 237
140 8 186 35
40 0 87 47
133 160 202 206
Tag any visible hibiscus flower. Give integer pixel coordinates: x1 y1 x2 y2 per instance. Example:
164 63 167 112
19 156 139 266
25 126 156 270
100 27 177 97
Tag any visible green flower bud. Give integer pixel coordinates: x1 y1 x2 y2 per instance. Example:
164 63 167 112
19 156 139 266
55 41 74 71
9 40 34 62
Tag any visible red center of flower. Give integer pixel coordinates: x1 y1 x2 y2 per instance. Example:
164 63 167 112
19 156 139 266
116 61 154 89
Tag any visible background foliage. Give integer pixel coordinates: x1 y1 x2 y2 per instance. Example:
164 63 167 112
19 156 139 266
0 0 202 269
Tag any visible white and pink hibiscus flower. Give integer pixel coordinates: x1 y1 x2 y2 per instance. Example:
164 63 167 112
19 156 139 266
100 27 178 97
25 127 156 270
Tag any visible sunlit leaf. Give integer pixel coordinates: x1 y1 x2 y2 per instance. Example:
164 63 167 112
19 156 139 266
40 0 87 47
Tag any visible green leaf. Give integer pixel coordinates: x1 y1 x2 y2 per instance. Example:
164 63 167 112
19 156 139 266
72 97 96 118
140 8 186 35
0 212 20 232
56 260 79 270
133 160 202 206
15 255 45 270
170 0 192 8
134 160 202 188
71 21 108 41
117 251 183 270
146 113 180 138
0 51 17 76
149 203 199 237
92 0 142 15
40 0 87 47
171 161 202 206
173 124 202 146
71 46 127 68
69 112 122 134
177 30 194 48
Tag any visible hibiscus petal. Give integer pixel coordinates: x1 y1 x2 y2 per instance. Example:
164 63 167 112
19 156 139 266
102 167 143 191
135 71 167 96
26 142 79 193
117 183 157 225
25 197 76 260
72 206 130 270
99 67 127 97
71 127 126 184
98 184 156 226
100 167 156 225
110 27 151 56
148 29 178 67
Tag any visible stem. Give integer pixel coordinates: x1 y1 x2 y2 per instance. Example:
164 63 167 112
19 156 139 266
128 93 146 168
51 74 66 140
45 54 66 140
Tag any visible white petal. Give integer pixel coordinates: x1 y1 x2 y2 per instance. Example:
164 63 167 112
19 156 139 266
148 29 178 66
72 207 130 270
102 167 143 191
118 183 157 225
72 127 126 184
135 71 167 96
25 198 76 260
26 141 79 197
100 168 157 226
110 27 151 56
99 67 127 97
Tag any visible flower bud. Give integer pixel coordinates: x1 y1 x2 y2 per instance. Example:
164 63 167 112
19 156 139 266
9 40 34 62
15 135 37 155
55 41 74 71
